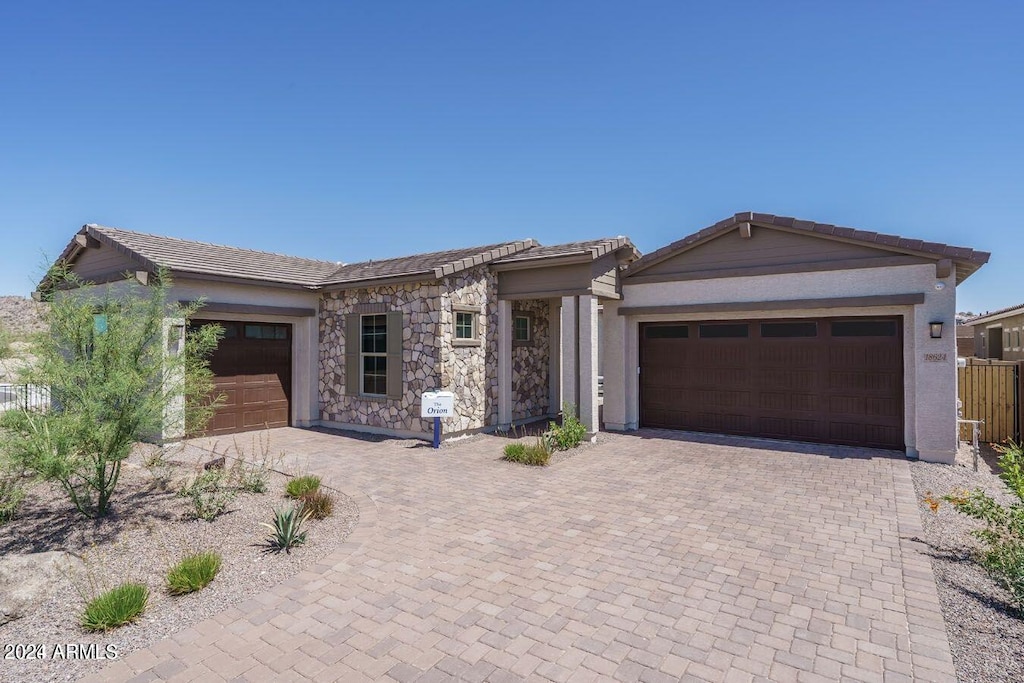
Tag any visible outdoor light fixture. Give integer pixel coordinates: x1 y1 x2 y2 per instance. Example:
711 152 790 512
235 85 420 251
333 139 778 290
929 321 944 339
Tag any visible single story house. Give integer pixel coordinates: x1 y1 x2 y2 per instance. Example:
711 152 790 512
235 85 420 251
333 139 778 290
46 211 989 464
961 303 1024 361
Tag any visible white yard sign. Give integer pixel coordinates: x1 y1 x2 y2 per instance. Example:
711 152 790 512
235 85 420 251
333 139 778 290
421 391 455 418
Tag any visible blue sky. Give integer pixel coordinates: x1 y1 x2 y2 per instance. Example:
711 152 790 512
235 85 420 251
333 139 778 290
1 1 1020 314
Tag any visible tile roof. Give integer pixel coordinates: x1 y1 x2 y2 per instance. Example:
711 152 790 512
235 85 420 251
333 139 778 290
963 302 1024 326
493 236 639 264
60 227 537 289
321 240 536 287
81 225 341 287
625 212 991 285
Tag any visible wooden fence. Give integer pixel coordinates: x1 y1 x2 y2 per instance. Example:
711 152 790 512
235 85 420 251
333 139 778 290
957 358 1020 443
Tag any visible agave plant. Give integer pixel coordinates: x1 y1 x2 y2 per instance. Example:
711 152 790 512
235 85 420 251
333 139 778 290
260 505 311 554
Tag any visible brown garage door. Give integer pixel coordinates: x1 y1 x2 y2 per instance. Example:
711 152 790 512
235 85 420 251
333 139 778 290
195 321 292 436
640 317 904 450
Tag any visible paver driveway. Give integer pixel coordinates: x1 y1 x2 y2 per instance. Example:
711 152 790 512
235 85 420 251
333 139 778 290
83 428 956 682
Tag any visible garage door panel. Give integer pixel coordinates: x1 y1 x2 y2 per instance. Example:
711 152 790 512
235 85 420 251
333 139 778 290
758 369 816 391
640 316 904 450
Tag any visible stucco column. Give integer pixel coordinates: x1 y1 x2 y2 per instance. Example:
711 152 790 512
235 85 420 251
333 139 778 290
601 301 626 431
560 296 578 414
548 299 561 417
578 294 599 433
497 299 513 429
913 276 959 463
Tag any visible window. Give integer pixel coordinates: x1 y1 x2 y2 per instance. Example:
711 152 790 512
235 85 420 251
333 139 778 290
760 322 817 338
455 311 476 340
831 320 898 337
361 314 388 396
513 315 531 342
346 311 401 399
645 324 688 339
244 324 288 340
699 323 749 339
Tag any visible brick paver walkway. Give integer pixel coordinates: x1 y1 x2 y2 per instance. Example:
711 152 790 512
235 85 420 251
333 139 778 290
81 428 956 682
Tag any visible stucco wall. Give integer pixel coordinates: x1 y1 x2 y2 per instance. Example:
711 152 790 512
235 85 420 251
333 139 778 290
511 299 550 421
603 263 959 463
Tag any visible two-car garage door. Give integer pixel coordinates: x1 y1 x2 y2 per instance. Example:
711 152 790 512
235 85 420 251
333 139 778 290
639 317 904 450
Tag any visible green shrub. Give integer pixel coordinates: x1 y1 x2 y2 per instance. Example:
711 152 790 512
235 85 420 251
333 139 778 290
261 505 310 553
502 438 550 466
166 551 222 595
80 582 149 631
300 490 334 520
285 475 321 499
0 473 26 523
503 443 527 460
545 402 588 451
936 440 1024 610
179 469 236 521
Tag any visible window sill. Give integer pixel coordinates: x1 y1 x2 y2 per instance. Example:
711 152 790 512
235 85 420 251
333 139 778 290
453 338 482 347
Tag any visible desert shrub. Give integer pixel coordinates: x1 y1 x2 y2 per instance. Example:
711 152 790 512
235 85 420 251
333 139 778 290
80 582 149 631
166 551 222 595
226 433 281 494
0 267 222 519
545 402 587 451
285 475 321 499
261 505 310 553
179 469 236 521
503 438 550 466
932 440 1024 610
300 490 334 520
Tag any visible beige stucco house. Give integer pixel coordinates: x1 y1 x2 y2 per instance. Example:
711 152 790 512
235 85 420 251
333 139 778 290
962 304 1024 361
47 212 989 464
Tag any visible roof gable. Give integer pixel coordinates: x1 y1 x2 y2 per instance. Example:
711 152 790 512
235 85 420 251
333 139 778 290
57 225 342 288
626 212 990 285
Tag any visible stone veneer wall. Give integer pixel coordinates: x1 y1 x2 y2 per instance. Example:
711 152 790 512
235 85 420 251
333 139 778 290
319 282 442 432
512 299 550 421
319 266 501 435
438 266 499 433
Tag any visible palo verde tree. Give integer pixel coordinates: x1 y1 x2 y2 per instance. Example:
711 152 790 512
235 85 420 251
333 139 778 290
0 265 222 518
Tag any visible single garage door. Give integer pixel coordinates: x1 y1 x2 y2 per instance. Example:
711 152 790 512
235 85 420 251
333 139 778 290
640 317 904 450
194 321 292 436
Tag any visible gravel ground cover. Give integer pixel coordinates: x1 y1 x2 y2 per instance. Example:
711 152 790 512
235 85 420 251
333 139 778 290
0 441 358 683
909 445 1024 683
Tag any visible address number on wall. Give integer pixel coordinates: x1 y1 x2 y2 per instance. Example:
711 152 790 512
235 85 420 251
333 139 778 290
923 353 948 363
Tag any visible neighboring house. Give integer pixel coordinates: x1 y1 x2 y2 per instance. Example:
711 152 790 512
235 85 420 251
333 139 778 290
961 303 1024 361
955 322 977 357
45 211 989 464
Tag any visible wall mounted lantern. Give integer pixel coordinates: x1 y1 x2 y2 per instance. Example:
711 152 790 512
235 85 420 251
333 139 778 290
929 321 944 339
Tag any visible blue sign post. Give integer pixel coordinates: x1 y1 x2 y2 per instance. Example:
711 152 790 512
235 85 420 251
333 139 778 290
421 391 455 450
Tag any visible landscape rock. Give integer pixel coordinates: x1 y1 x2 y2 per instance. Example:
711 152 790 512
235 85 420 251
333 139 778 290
0 551 84 626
